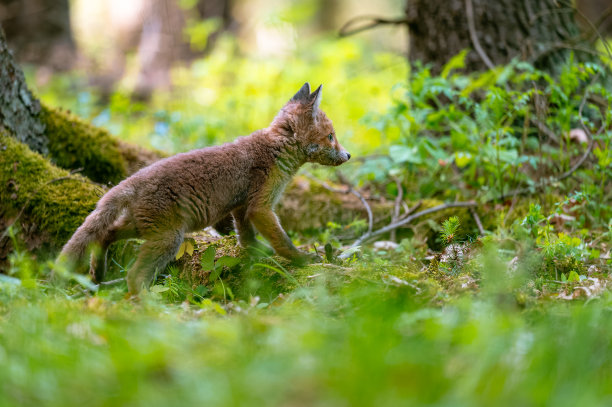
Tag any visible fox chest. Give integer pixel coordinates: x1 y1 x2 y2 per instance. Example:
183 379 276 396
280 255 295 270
260 171 291 208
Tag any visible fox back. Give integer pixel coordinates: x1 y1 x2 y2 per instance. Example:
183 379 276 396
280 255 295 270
59 82 350 293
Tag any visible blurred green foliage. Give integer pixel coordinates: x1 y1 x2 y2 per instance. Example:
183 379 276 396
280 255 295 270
32 35 405 156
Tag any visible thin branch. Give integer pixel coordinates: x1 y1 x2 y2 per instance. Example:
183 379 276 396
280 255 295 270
397 200 422 222
339 201 477 259
465 0 495 70
470 207 485 236
529 117 560 145
99 277 125 286
336 171 373 236
390 177 403 242
303 171 374 236
339 15 409 37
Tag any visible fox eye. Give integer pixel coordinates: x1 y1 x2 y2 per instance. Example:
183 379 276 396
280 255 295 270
328 133 333 142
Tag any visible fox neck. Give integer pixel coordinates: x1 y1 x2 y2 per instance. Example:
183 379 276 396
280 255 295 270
274 136 306 179
266 120 308 179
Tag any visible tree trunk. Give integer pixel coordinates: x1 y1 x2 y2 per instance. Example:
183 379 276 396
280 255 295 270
0 26 46 154
0 0 76 70
405 0 591 74
0 25 163 269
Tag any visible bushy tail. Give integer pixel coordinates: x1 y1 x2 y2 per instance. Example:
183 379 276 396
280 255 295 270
59 188 131 265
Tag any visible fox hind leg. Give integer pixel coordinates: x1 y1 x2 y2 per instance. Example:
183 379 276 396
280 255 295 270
90 215 138 284
126 230 184 294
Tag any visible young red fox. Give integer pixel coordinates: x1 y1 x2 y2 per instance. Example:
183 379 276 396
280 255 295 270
59 83 351 293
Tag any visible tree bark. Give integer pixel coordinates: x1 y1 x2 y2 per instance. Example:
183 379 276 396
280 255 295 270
0 26 163 269
0 26 47 154
0 0 76 70
405 0 591 74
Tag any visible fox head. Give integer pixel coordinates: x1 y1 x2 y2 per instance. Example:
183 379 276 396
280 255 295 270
278 82 351 166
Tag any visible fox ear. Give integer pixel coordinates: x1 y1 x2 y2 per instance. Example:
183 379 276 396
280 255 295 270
291 82 311 103
310 85 322 118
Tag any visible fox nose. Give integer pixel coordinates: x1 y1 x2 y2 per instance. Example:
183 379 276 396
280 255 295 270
347 153 351 160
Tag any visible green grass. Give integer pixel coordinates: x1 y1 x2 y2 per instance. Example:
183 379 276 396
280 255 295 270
1 255 612 407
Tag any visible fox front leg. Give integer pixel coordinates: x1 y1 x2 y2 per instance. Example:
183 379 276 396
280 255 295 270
232 207 273 257
247 207 319 264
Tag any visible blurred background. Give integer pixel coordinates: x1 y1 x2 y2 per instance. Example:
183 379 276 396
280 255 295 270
0 0 407 156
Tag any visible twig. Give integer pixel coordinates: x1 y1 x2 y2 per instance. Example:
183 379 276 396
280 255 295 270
339 15 408 37
339 201 477 259
303 171 374 236
470 207 485 236
529 117 560 145
465 0 495 70
336 171 373 235
397 200 422 222
99 277 125 286
390 177 403 242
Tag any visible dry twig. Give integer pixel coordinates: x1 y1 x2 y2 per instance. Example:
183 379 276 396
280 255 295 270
465 0 495 70
470 207 485 236
339 15 408 37
339 201 477 259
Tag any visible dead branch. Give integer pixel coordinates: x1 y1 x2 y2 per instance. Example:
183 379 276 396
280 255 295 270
302 171 374 236
465 0 495 70
338 201 477 259
529 117 560 145
336 171 373 236
470 207 485 236
390 177 403 242
339 15 408 37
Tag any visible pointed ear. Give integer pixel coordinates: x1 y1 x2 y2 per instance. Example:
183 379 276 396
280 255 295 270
290 82 311 103
309 84 322 119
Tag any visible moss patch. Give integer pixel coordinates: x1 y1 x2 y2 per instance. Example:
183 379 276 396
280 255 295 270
41 104 165 185
278 176 394 233
0 132 101 267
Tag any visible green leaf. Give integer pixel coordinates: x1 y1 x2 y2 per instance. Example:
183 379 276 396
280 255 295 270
441 49 468 79
455 151 472 168
200 246 216 271
216 256 240 269
389 145 421 164
567 271 580 283
151 285 169 293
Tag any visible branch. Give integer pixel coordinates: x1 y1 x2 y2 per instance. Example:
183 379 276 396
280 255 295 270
336 171 373 236
339 15 408 37
339 201 477 259
529 117 560 145
390 177 403 242
465 0 495 70
470 207 485 236
303 171 374 236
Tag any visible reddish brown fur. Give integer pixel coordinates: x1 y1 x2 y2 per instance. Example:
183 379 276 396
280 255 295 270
59 83 350 293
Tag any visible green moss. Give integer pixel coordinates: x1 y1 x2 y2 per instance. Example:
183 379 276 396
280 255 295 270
41 105 128 185
0 132 100 264
278 176 394 233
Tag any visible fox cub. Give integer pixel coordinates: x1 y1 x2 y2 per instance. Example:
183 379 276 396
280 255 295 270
59 83 351 293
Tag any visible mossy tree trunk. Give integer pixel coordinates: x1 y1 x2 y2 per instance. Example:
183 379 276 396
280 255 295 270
0 26 164 269
405 0 598 74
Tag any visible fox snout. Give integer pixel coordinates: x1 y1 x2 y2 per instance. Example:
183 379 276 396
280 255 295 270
338 149 351 164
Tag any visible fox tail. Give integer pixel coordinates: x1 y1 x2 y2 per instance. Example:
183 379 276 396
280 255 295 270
58 187 132 265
